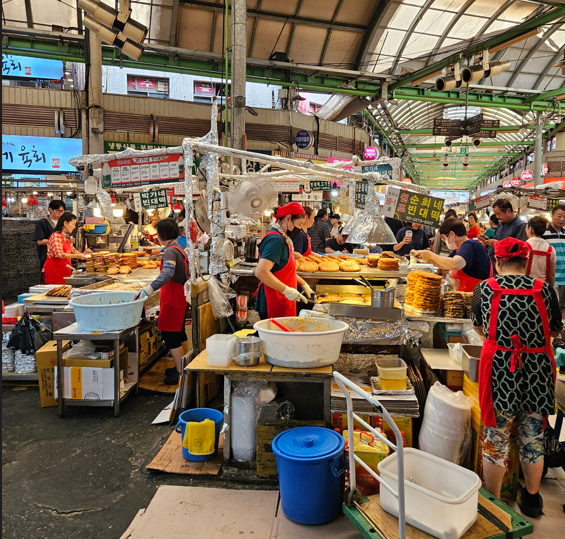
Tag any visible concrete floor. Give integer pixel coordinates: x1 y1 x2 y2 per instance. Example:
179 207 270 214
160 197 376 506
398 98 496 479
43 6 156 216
1 387 275 539
3 386 565 539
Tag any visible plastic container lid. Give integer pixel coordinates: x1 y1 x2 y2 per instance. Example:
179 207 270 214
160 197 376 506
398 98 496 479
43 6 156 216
274 427 343 460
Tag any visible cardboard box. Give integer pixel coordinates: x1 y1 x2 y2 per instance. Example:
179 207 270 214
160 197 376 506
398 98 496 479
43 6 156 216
331 413 372 432
62 347 128 371
36 340 71 408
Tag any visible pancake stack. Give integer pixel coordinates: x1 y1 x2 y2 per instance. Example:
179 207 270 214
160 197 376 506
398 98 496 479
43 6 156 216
92 253 107 272
441 291 466 319
409 271 443 312
367 254 381 268
121 253 138 269
103 253 122 268
377 257 399 271
463 292 474 318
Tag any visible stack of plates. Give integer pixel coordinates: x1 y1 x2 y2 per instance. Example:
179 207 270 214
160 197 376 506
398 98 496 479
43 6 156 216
4 303 24 318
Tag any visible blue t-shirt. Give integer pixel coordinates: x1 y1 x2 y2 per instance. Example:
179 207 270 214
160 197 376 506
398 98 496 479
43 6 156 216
396 227 430 256
292 230 309 255
448 239 490 280
256 229 290 314
177 236 187 249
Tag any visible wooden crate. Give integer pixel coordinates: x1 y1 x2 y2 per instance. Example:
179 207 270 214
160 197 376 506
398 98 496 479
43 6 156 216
256 419 325 479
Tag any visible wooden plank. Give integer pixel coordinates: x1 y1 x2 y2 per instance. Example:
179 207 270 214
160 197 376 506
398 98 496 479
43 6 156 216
139 356 177 394
146 430 223 476
356 492 514 539
256 419 326 478
270 364 333 375
186 350 273 373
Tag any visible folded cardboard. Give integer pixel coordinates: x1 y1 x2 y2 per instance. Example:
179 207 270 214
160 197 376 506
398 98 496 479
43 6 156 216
36 340 71 408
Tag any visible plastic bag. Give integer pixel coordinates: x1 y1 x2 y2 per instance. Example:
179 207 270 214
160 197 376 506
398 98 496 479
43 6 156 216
231 381 276 462
462 325 484 347
418 382 471 465
259 400 295 420
63 340 97 359
207 275 236 320
31 319 50 352
7 314 36 354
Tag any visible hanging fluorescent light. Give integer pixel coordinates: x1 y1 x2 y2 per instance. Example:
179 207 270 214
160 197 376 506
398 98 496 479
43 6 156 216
21 197 28 204
331 182 339 198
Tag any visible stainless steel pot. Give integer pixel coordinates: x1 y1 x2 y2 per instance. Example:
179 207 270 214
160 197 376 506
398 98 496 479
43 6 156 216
234 336 262 367
371 286 396 309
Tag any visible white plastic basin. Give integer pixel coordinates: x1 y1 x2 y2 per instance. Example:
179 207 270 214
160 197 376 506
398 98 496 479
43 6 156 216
378 448 481 539
69 291 145 332
253 317 349 368
206 334 235 367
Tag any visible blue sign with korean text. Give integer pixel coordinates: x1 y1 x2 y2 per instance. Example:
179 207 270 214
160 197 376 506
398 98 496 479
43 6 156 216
295 130 313 150
2 135 83 174
2 54 64 80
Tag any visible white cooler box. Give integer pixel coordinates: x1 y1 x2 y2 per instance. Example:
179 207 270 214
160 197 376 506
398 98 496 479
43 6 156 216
378 447 481 539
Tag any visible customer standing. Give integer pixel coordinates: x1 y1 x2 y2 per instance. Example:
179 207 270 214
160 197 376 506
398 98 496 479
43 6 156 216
479 199 527 249
43 213 90 285
394 222 430 256
329 214 340 238
471 238 561 516
292 206 314 257
467 212 482 240
544 204 565 310
33 200 66 270
526 216 556 287
484 214 499 241
309 209 332 254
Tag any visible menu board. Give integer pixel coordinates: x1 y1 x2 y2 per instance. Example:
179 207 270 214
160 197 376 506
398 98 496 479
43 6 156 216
355 181 369 209
102 153 184 188
382 187 444 228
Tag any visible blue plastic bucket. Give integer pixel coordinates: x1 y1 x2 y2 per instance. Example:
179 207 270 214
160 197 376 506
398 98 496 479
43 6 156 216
272 427 346 525
174 408 223 462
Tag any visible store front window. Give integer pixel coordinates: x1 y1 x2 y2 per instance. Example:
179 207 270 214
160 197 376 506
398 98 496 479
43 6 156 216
127 76 169 98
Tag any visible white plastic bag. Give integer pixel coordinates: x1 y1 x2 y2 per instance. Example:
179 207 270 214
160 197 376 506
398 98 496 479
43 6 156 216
63 340 97 359
207 275 236 320
418 382 471 465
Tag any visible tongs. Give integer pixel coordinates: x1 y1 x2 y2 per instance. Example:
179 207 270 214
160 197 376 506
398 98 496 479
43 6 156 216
355 274 375 291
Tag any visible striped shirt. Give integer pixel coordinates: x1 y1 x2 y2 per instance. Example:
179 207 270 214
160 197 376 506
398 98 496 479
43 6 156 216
544 224 565 285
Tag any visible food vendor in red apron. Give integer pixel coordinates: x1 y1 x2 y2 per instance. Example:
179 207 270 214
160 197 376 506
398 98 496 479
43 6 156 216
137 219 189 385
525 216 556 286
43 213 90 285
412 217 491 292
470 237 561 517
255 202 314 320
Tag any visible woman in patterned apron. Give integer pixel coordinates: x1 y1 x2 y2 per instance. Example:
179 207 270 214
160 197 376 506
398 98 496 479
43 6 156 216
471 237 562 517
255 202 314 320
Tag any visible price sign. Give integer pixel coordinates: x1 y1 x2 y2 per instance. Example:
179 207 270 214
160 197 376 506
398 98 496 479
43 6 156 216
355 180 369 209
528 195 548 211
382 187 445 228
139 189 168 210
102 153 184 188
474 194 491 210
276 181 301 193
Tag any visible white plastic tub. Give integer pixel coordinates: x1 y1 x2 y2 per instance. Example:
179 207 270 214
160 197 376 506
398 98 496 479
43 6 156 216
253 317 349 368
378 448 481 539
69 292 145 332
206 334 235 367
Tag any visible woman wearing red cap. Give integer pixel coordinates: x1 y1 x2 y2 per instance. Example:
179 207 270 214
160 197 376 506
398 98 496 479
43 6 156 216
470 237 562 516
255 202 313 319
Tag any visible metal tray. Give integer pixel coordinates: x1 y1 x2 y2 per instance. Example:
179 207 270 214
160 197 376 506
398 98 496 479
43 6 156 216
370 376 415 395
328 302 402 321
462 344 482 382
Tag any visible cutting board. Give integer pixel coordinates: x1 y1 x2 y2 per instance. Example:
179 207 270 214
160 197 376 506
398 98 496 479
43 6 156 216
24 292 70 305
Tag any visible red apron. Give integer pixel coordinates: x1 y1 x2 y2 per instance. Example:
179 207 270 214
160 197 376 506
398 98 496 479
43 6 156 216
257 231 298 318
157 244 188 333
303 230 312 257
478 278 556 428
43 235 73 285
526 245 552 282
451 245 493 292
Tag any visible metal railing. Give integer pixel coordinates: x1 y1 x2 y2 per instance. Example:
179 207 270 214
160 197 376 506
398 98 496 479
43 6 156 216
333 371 406 539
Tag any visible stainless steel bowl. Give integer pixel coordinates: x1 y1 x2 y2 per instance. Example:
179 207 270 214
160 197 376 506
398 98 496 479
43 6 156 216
234 336 262 367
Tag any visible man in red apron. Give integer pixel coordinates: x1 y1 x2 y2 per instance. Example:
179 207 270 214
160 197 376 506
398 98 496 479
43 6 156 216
412 217 491 292
470 237 562 517
138 219 188 385
255 202 313 319
526 216 556 286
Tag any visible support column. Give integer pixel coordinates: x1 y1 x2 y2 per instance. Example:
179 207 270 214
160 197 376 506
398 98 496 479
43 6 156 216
88 32 104 156
231 0 247 159
534 111 544 187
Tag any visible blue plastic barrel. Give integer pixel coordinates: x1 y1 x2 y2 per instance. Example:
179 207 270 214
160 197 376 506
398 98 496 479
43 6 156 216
272 426 346 525
174 408 223 462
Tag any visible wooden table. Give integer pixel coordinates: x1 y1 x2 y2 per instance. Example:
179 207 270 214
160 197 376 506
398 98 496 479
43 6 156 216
186 350 333 462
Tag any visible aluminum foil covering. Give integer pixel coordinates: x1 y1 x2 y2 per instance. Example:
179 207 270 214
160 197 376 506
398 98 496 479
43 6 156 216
96 185 113 220
15 350 37 374
339 317 430 345
348 177 397 245
182 142 198 283
341 208 362 236
2 340 15 372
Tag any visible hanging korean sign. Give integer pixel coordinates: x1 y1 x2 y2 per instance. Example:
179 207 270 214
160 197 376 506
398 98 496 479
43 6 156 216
528 195 548 211
104 141 174 153
382 187 445 228
354 180 369 209
292 192 323 202
2 54 64 80
474 195 491 210
275 181 301 193
102 153 184 188
2 135 82 174
308 180 331 191
135 189 169 210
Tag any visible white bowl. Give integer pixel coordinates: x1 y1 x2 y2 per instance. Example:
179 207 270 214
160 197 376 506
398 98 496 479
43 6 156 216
253 317 349 369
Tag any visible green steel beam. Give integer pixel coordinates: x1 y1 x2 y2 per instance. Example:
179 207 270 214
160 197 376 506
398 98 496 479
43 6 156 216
549 119 565 137
412 152 520 158
391 87 561 112
396 124 556 134
526 88 565 103
389 6 565 91
404 141 534 148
